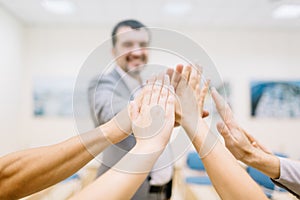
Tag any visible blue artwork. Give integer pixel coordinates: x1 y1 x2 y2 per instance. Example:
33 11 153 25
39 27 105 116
33 77 75 117
251 81 300 118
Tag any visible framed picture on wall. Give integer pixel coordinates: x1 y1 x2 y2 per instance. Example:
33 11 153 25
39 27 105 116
250 80 300 118
33 77 75 117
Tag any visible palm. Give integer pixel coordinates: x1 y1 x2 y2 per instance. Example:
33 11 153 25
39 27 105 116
175 85 198 123
169 65 209 126
226 127 254 160
129 74 175 151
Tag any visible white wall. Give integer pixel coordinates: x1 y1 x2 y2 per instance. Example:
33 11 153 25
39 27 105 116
0 6 24 156
0 11 299 159
188 29 300 159
21 27 300 159
20 27 109 147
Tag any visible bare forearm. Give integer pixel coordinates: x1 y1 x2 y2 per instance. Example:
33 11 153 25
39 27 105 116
243 149 280 179
0 129 103 199
0 119 126 199
72 75 175 200
70 144 163 200
189 123 268 200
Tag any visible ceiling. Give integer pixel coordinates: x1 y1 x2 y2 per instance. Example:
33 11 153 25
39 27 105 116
1 0 300 29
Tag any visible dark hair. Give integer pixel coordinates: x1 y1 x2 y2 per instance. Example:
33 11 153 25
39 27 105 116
111 19 150 47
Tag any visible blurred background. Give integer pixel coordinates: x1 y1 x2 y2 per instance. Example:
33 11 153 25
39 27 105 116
0 0 300 199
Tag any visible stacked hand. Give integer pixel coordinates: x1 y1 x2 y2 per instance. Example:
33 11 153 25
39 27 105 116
129 74 175 152
97 64 275 200
128 63 271 162
167 64 210 139
167 64 209 126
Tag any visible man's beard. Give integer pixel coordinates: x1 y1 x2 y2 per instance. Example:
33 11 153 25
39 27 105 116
126 65 144 77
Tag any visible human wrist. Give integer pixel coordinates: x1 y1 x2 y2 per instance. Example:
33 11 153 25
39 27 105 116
113 143 163 173
182 119 213 157
133 142 165 155
182 118 207 140
241 147 264 166
100 119 129 144
243 149 280 179
191 122 211 149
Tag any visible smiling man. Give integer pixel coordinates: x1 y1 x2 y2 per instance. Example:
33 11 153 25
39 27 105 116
88 20 173 200
112 23 149 78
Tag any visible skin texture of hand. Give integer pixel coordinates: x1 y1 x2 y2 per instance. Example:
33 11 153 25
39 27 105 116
211 87 280 179
131 74 176 152
170 66 268 199
167 65 209 127
0 107 132 200
70 75 175 200
168 64 209 139
193 124 269 200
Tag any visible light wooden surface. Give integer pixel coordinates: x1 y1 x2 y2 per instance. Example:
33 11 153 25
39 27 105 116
172 159 297 200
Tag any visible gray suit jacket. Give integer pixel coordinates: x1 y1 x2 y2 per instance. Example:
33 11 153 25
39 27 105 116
88 68 150 199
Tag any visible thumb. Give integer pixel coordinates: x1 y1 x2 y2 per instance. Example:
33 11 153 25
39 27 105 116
166 68 174 81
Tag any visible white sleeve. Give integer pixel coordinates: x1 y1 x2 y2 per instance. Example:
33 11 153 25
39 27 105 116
271 157 300 199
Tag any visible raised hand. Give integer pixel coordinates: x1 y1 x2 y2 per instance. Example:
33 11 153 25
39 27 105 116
168 64 209 134
70 75 175 200
167 65 209 125
130 74 175 152
211 88 271 162
167 67 269 200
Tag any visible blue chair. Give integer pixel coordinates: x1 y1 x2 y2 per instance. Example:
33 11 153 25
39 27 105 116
247 152 288 196
62 173 80 182
246 152 288 189
186 152 212 185
247 166 275 199
274 152 288 158
247 167 275 190
185 176 211 185
186 151 205 171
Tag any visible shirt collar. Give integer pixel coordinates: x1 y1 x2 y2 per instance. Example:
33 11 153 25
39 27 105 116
115 65 143 96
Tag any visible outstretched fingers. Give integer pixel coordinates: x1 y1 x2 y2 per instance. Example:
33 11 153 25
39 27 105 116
156 74 175 120
150 73 164 105
217 122 235 144
158 75 169 109
182 65 192 84
140 76 156 113
188 66 200 90
198 79 210 114
171 64 183 90
211 87 236 129
145 76 156 103
166 86 175 119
